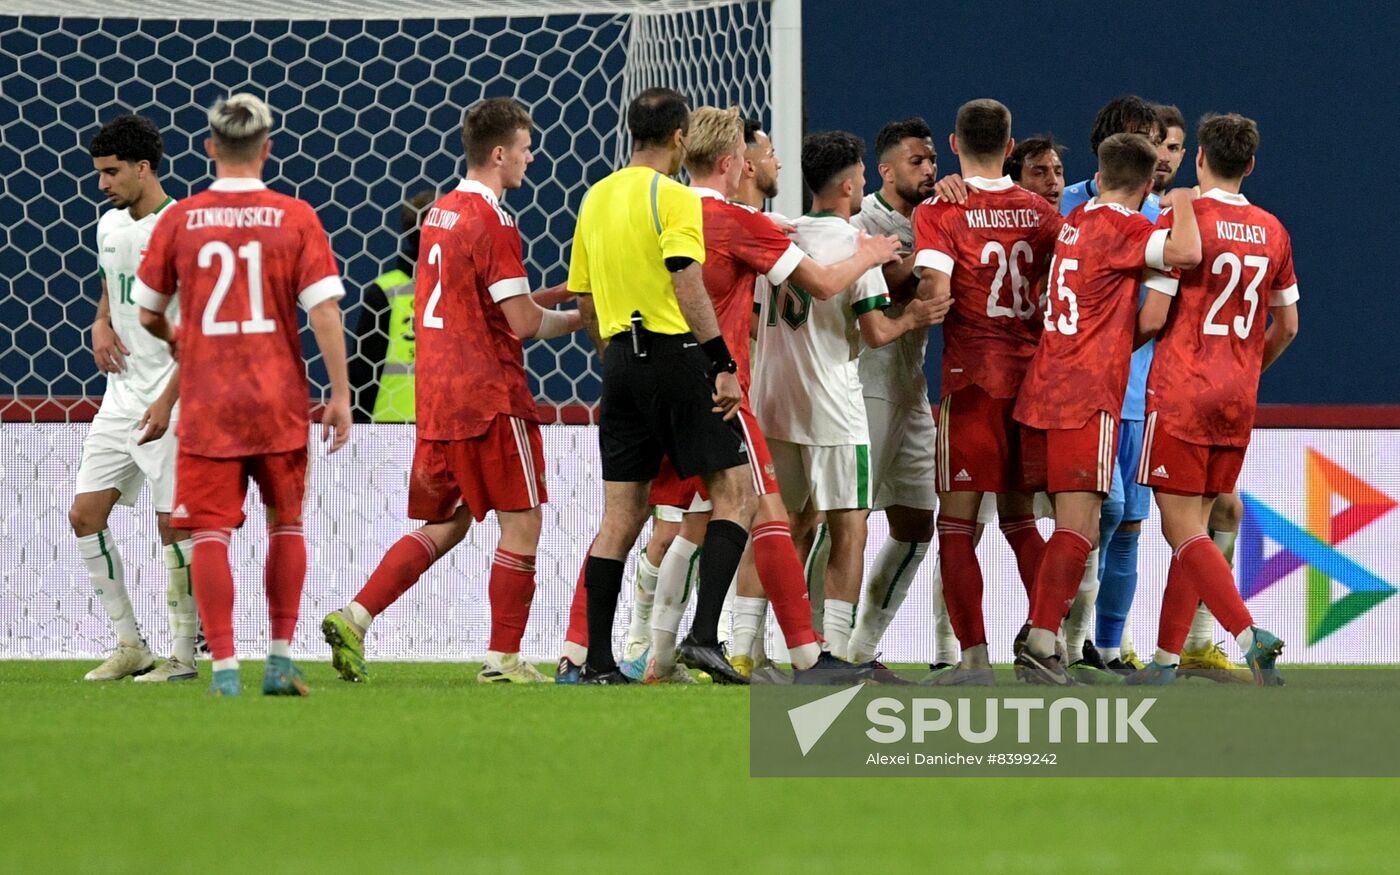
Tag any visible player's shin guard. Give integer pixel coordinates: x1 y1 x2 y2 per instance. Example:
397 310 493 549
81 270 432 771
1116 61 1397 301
650 536 700 672
191 529 236 661
1155 557 1195 663
1094 526 1141 650
752 520 820 656
936 515 986 649
850 538 929 663
266 524 307 645
584 555 626 672
488 549 537 655
804 522 831 628
163 539 198 664
729 596 767 665
625 552 659 646
1027 529 1093 656
1174 534 1253 639
1064 547 1099 663
687 520 747 646
822 599 856 660
999 516 1045 598
77 529 142 646
355 530 438 618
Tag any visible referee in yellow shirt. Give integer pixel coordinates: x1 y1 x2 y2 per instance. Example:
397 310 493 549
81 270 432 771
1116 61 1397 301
569 88 756 684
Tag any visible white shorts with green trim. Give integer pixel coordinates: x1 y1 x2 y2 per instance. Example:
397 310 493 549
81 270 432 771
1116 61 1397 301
75 411 178 513
864 396 937 511
768 438 871 514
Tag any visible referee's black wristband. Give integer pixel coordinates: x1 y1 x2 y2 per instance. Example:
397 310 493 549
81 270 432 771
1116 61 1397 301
701 336 736 377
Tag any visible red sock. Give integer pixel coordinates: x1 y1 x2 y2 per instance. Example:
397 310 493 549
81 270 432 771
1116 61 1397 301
1156 557 1197 656
752 520 819 649
488 548 537 653
353 530 437 617
565 556 589 649
1175 534 1253 637
191 528 236 660
1029 529 1093 631
999 515 1046 597
266 524 307 642
937 515 986 648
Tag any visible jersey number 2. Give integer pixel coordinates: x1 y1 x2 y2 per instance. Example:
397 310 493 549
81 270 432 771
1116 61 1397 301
1204 253 1268 339
422 243 444 329
199 241 276 336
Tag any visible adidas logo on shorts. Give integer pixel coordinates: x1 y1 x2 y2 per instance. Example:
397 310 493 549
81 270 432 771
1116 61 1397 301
1151 465 1169 479
173 504 188 516
954 469 971 482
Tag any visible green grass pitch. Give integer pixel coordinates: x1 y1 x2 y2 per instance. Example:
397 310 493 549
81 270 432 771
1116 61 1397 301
2 660 1396 874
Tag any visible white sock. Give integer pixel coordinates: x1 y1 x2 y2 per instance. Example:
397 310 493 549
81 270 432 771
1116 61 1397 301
850 538 929 663
1235 627 1256 652
930 560 961 665
749 606 769 661
730 596 766 662
77 529 142 646
1120 620 1137 659
268 639 292 659
717 577 736 646
1154 648 1181 667
1101 646 1121 662
561 641 587 666
1184 602 1216 651
961 643 990 669
822 598 856 660
213 657 239 672
626 552 660 646
1027 627 1057 658
163 540 197 664
347 600 373 633
1212 528 1238 565
484 650 518 668
651 536 700 672
805 523 831 629
1064 547 1100 664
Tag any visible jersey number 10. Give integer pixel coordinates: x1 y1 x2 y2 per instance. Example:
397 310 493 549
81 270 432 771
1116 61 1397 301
198 240 276 336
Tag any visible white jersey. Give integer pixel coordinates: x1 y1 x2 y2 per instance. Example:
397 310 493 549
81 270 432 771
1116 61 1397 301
851 192 929 410
751 213 890 446
95 199 179 419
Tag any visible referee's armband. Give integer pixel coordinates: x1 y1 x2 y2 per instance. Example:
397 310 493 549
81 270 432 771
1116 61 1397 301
664 256 697 273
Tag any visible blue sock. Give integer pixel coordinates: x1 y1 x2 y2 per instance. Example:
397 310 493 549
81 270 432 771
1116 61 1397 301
1097 488 1125 580
1094 525 1141 649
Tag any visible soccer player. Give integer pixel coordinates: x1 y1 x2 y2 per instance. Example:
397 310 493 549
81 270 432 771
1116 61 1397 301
1152 104 1187 194
751 130 946 661
845 117 939 671
73 114 197 682
1129 113 1297 686
660 108 902 684
322 98 582 684
136 94 352 697
1013 132 1201 685
913 100 1062 686
1005 135 1067 212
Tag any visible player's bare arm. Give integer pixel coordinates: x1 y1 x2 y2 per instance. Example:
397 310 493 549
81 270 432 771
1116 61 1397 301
532 282 575 308
308 297 352 454
856 296 943 349
672 261 741 420
1135 289 1173 350
1261 303 1299 371
881 252 919 303
136 363 179 446
500 293 583 339
92 280 129 374
1161 188 1202 269
786 231 901 301
914 262 954 306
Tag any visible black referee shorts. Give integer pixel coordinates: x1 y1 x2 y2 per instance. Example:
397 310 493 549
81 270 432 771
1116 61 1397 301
598 331 750 484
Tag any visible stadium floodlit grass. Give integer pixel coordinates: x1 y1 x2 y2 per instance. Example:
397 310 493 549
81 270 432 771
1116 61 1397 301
2 661 1397 874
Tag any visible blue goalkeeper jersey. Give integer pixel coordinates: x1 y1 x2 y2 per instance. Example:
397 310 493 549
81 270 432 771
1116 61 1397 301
1061 179 1161 422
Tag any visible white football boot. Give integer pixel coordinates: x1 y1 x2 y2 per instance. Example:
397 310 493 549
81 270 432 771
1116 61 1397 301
84 642 155 681
133 656 198 682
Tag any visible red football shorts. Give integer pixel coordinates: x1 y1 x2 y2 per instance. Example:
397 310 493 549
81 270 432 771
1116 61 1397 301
1020 410 1119 495
173 447 308 529
409 414 547 523
935 384 1023 493
1136 412 1246 497
647 406 778 509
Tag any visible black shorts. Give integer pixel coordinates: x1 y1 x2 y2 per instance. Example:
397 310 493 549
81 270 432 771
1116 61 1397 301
599 331 749 483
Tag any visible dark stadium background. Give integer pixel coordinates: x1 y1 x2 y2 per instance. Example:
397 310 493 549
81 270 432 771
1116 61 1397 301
2 1 1396 410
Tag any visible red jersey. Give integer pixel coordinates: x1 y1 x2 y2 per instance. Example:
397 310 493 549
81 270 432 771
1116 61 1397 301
1015 199 1175 430
414 179 538 441
1146 190 1299 446
134 178 343 458
912 176 1060 399
695 188 802 393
